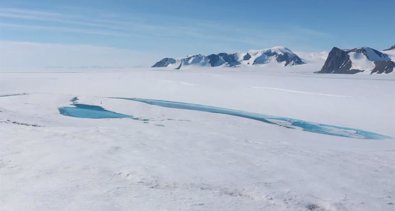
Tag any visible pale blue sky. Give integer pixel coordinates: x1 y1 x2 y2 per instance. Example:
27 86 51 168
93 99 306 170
0 0 394 68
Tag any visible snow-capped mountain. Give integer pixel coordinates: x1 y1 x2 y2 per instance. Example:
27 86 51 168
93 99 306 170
319 47 394 74
152 47 305 69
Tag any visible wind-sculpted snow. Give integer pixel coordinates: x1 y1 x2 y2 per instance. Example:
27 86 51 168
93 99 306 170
114 98 389 140
1 70 395 211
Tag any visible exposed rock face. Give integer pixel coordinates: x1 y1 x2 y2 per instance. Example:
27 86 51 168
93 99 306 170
152 58 176 68
372 61 395 74
207 53 240 67
181 54 209 66
319 47 394 74
152 47 305 69
252 48 304 66
319 47 355 74
243 53 252 60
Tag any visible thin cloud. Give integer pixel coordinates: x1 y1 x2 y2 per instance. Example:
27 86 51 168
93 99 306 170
0 7 331 54
0 23 131 37
0 40 156 70
0 7 208 40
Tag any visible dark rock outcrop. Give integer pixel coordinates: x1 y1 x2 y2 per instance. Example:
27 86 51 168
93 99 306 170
252 47 304 66
276 51 304 66
372 61 395 74
218 53 240 67
318 47 394 74
152 58 176 68
181 54 208 66
318 47 356 74
243 53 252 60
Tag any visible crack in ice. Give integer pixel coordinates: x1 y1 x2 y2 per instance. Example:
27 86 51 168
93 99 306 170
114 97 389 140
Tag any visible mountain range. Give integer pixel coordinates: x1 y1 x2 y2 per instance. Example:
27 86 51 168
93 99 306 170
153 47 305 69
153 45 395 74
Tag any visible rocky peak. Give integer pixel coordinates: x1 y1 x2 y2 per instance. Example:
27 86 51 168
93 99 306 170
319 47 394 74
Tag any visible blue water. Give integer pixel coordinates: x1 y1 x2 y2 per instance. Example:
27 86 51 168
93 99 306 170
115 98 389 140
59 104 131 119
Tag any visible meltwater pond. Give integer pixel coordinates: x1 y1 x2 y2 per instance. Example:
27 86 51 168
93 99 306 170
59 104 131 119
114 98 389 140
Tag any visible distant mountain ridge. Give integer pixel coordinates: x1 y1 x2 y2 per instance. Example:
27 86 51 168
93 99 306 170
384 45 395 51
152 46 305 69
319 47 394 74
152 45 395 74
